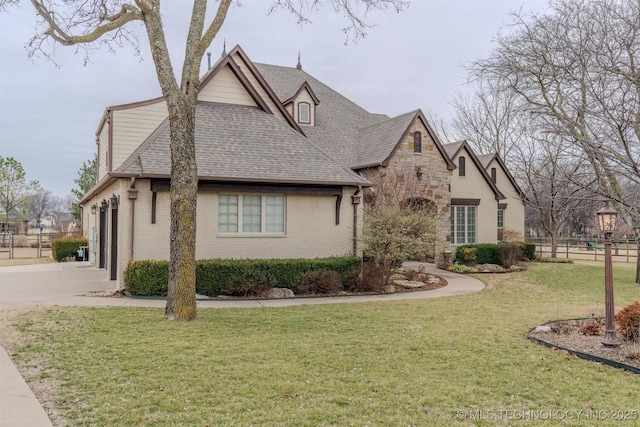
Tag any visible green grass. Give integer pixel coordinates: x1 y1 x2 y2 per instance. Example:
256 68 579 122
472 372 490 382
2 262 640 426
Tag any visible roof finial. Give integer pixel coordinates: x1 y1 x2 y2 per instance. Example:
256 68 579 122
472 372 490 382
221 39 227 58
296 51 302 70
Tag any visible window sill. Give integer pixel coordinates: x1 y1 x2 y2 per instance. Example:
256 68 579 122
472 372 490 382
217 233 287 238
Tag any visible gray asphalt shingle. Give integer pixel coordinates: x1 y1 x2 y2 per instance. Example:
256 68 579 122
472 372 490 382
114 102 370 186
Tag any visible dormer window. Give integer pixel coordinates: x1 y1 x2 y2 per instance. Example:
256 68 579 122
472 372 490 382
298 102 311 124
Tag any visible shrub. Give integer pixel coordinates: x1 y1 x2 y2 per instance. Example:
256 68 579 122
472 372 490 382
517 242 536 260
362 205 436 283
124 256 362 297
616 301 640 342
497 245 524 268
457 247 477 265
296 270 343 295
534 258 574 264
51 237 89 262
222 270 275 297
343 262 385 293
579 321 601 336
457 243 529 267
456 244 502 265
448 264 478 273
124 260 168 296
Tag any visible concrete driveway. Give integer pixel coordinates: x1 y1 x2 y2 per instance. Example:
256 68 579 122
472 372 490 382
0 261 116 310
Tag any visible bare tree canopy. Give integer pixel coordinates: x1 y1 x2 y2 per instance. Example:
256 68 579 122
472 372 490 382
469 0 640 282
2 0 407 319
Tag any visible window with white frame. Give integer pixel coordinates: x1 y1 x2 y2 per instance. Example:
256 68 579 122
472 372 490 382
298 102 310 124
450 205 476 244
218 195 285 233
497 208 504 229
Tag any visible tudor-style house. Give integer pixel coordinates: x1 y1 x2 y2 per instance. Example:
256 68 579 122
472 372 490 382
80 45 524 286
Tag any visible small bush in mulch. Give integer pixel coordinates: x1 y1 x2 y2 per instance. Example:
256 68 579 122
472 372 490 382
342 262 385 293
616 301 640 342
550 320 582 335
497 245 524 268
222 278 274 298
579 321 602 336
296 270 343 295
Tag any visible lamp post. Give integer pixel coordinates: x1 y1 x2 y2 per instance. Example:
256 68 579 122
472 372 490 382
597 203 620 347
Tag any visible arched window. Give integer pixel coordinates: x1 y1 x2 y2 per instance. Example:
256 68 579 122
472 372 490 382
413 131 422 153
459 156 466 176
491 167 497 183
298 102 310 124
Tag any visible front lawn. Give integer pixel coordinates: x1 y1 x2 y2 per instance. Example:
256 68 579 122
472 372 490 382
1 262 639 426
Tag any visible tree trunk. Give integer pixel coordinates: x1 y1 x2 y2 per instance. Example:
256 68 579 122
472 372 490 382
550 233 558 259
164 99 198 320
636 240 640 285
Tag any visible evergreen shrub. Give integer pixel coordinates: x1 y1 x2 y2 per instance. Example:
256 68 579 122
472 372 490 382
124 256 362 297
51 237 89 262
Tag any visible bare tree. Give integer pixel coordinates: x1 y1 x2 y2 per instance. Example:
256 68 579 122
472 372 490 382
470 0 640 282
1 0 408 319
517 133 597 257
450 80 526 161
28 189 54 228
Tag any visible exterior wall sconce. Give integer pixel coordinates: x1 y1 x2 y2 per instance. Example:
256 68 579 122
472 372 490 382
110 194 119 209
90 204 97 214
597 202 620 347
100 199 108 212
416 166 423 180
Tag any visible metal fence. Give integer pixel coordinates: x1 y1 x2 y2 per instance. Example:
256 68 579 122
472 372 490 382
0 232 59 260
527 237 638 263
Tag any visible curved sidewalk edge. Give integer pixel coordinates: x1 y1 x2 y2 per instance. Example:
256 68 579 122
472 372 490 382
0 261 484 427
0 346 53 427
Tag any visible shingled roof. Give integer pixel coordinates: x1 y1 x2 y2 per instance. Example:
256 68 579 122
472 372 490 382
114 102 370 187
255 63 387 168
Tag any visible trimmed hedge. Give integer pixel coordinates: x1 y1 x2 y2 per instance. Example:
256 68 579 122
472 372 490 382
516 242 536 260
455 242 535 267
456 244 501 265
51 237 89 262
124 256 363 297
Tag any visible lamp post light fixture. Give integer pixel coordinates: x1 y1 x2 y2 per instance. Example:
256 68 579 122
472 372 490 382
597 202 620 347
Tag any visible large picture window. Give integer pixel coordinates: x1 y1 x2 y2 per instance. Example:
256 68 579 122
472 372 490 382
450 205 476 244
218 195 285 233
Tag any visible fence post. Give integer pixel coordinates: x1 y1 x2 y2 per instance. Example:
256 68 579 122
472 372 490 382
9 233 13 259
38 230 42 258
565 240 569 259
538 237 543 259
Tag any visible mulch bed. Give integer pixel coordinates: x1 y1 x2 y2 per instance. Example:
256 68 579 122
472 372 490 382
528 318 640 373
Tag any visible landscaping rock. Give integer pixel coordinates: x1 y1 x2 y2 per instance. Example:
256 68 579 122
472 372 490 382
264 288 295 299
534 325 552 333
476 264 506 273
382 285 396 293
389 273 408 282
394 279 424 289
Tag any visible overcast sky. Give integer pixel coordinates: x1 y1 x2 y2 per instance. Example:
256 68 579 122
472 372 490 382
0 0 547 198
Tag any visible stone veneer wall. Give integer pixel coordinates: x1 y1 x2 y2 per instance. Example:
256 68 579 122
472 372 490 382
361 120 451 265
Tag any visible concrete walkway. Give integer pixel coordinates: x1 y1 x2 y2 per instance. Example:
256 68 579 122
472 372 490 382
0 261 484 427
